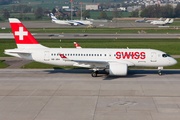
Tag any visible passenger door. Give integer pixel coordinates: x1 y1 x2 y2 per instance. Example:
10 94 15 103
44 51 50 61
151 52 157 62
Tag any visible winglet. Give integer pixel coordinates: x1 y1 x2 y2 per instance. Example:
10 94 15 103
59 54 71 61
74 42 82 48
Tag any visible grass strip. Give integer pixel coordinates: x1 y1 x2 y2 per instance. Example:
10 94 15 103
1 39 180 57
1 28 180 33
0 60 9 68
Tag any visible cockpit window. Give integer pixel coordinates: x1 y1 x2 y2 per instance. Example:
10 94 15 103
162 54 171 58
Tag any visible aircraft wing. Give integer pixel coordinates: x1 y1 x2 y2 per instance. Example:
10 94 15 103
59 54 106 63
59 54 134 68
59 53 108 68
74 60 108 63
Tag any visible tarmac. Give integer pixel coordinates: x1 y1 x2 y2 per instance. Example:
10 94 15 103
0 69 180 120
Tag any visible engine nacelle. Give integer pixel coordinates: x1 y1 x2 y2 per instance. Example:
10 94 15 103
73 23 78 26
109 63 127 76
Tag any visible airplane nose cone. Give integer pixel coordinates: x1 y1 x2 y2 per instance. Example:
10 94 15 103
171 58 177 65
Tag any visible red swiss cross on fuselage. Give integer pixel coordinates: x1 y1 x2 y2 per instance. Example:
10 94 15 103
15 27 28 40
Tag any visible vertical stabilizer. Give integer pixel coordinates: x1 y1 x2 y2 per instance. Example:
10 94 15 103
9 18 46 48
50 13 58 20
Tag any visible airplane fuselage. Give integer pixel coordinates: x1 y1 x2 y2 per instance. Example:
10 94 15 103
5 48 177 68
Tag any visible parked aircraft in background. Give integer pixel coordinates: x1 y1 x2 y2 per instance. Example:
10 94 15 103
145 17 163 23
5 18 177 77
135 17 146 22
150 18 170 25
50 13 93 26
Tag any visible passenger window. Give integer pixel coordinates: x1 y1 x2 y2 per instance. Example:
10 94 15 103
86 54 88 56
51 54 53 56
54 54 56 56
100 54 102 56
89 54 91 56
94 54 96 56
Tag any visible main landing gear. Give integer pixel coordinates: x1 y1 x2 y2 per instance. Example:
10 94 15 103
91 69 99 77
158 67 163 76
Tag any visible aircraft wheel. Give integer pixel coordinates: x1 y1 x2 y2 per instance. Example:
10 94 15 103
158 71 162 76
91 71 97 77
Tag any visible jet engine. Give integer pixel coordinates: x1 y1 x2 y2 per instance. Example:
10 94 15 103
108 63 127 76
73 23 78 26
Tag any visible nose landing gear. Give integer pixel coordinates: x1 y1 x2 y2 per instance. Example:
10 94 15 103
158 67 163 76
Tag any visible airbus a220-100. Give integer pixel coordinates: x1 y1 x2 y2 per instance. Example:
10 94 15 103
5 18 177 77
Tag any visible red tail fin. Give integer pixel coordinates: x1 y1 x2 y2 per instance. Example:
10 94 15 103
9 18 39 44
74 42 82 48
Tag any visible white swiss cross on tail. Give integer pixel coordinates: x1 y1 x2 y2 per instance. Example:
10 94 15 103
15 27 28 40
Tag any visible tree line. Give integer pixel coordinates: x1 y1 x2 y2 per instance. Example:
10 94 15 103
2 5 49 20
131 4 180 18
0 0 12 5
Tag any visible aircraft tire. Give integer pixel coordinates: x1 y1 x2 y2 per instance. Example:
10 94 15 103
91 71 97 77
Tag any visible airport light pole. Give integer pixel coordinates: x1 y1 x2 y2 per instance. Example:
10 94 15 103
80 2 82 20
71 0 73 20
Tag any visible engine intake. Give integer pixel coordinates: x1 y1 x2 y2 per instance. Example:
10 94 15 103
109 63 127 76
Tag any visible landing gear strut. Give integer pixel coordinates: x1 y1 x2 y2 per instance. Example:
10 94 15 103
158 67 163 76
91 69 99 77
158 70 162 76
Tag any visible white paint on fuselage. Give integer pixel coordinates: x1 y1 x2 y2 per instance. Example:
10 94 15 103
6 48 177 68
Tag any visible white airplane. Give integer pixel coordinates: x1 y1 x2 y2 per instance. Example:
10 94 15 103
5 18 177 77
145 17 163 23
150 18 170 25
50 13 93 26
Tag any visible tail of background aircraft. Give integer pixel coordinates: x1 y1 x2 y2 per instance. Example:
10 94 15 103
159 17 163 21
9 18 46 49
164 18 170 23
50 13 58 20
168 19 174 24
143 17 146 21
